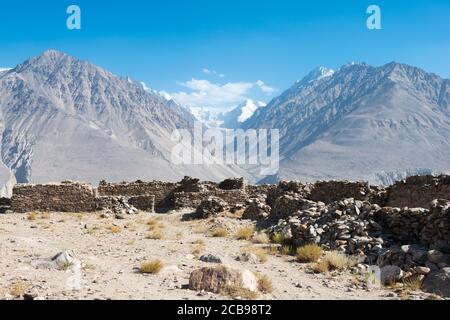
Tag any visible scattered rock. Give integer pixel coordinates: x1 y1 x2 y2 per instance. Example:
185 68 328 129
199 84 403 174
380 265 404 285
199 254 223 264
428 250 444 264
422 268 450 297
236 253 261 264
32 250 81 271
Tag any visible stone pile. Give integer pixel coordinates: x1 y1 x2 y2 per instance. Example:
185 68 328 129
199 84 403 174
289 198 385 260
242 196 271 221
97 196 139 218
195 196 229 219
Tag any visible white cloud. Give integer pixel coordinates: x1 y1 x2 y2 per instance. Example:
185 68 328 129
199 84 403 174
168 78 277 111
202 68 225 78
0 67 11 72
256 80 277 95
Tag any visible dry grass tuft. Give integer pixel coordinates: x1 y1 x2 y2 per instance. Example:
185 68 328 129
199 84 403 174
312 251 355 273
324 251 355 271
221 285 259 300
27 212 37 221
211 228 229 238
110 225 122 234
265 245 279 256
312 260 330 274
280 245 294 256
9 280 29 298
192 244 205 256
271 232 291 245
402 275 424 291
40 212 51 219
257 274 274 294
147 230 164 240
252 232 270 244
235 226 255 240
140 260 163 274
296 244 323 263
244 247 268 263
193 224 209 234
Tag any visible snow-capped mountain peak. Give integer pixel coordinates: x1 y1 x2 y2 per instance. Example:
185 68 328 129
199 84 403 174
237 99 267 123
300 66 335 83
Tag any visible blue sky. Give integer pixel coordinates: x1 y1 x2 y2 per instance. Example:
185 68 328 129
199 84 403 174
0 0 449 110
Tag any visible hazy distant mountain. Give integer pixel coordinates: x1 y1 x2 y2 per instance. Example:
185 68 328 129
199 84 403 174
244 62 450 185
0 50 243 195
220 99 266 129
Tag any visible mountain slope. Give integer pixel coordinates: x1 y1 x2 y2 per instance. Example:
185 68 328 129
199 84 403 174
243 62 450 184
0 50 242 195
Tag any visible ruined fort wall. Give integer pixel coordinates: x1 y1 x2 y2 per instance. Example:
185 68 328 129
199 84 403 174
11 182 97 213
386 175 450 208
97 181 177 211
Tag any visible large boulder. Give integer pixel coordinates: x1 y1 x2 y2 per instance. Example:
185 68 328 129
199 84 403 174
189 266 258 293
196 197 229 219
32 250 81 270
380 265 404 285
422 268 450 297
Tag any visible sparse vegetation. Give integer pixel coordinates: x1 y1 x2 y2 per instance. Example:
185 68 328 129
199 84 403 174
244 247 268 263
312 251 355 273
40 212 51 219
147 230 164 240
271 232 291 245
27 212 37 221
312 259 330 274
235 226 255 240
265 245 279 256
193 224 208 234
110 225 122 234
220 285 259 300
211 228 229 238
9 280 28 298
257 274 274 294
252 232 270 244
140 260 163 274
324 251 355 271
192 244 205 256
403 275 424 291
280 245 293 256
296 244 323 263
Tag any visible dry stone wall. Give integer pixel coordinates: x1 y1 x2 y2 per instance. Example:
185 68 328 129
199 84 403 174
97 181 176 211
387 175 450 208
11 182 97 213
